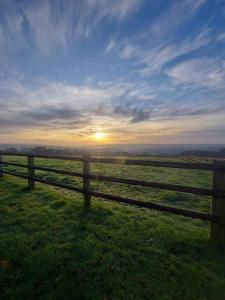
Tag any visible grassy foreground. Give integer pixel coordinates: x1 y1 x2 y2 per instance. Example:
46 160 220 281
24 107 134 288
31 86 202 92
0 174 225 300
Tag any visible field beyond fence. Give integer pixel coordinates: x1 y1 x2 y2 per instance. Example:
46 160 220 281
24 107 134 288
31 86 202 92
0 152 225 242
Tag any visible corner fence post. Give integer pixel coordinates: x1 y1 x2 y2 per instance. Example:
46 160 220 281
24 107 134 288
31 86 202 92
210 160 225 242
0 155 3 177
83 155 91 208
27 156 35 189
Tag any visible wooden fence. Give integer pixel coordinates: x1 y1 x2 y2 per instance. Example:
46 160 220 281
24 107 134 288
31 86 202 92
0 152 225 242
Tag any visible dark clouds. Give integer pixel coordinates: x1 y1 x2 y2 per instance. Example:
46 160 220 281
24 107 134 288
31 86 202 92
111 101 225 123
1 99 224 131
0 106 89 129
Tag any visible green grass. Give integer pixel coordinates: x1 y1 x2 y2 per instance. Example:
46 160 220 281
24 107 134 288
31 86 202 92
2 156 212 212
0 157 225 299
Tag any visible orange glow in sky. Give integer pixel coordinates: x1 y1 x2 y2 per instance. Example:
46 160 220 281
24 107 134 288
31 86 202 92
94 131 106 140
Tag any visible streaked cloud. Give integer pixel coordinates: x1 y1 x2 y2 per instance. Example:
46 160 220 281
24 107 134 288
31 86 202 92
165 58 225 88
148 0 207 41
0 0 144 56
105 38 117 53
1 76 224 131
119 27 211 75
0 0 225 144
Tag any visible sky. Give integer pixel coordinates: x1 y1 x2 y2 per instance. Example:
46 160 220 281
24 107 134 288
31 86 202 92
0 0 225 146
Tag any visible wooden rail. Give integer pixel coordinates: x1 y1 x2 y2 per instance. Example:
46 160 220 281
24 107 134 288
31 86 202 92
0 152 225 242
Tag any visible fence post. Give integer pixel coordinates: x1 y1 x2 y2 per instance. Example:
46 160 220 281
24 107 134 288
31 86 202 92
0 155 3 177
210 160 225 242
83 155 91 208
27 156 35 189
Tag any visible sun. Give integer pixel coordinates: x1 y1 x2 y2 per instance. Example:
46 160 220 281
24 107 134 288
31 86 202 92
95 131 106 140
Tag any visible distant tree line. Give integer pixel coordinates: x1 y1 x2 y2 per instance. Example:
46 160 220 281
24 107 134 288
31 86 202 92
2 146 225 158
3 146 89 156
181 148 225 158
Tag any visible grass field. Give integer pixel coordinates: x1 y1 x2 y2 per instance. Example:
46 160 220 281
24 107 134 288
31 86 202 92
0 156 225 299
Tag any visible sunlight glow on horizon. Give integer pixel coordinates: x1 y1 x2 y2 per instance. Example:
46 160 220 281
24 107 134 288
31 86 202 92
0 0 224 145
95 131 106 141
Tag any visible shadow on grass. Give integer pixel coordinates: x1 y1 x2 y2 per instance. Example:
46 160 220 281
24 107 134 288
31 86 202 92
1 177 225 300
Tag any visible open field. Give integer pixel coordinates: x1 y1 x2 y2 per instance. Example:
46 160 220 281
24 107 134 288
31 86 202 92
0 156 225 299
1 155 213 212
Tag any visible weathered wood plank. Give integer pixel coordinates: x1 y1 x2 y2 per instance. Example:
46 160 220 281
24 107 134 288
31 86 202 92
34 166 83 177
90 191 219 222
2 170 83 194
27 156 35 189
1 161 28 168
1 161 217 196
2 169 219 222
2 170 28 180
1 152 222 170
1 162 83 177
210 160 225 241
89 157 217 170
0 155 3 177
0 152 83 162
89 174 214 196
83 156 91 208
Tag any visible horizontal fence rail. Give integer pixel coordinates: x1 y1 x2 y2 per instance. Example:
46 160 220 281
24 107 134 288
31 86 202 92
2 151 225 170
1 161 219 197
0 152 225 242
1 170 218 223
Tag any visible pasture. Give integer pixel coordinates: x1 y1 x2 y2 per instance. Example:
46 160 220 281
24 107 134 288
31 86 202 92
0 156 225 299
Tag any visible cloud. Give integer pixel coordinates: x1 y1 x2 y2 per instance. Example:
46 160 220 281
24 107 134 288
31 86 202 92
1 72 225 134
111 0 218 78
1 75 225 144
120 44 140 59
0 0 144 56
87 0 143 21
0 0 224 145
105 38 116 53
119 27 211 76
0 0 27 56
165 58 225 88
111 99 225 124
0 76 155 130
216 32 225 42
148 0 207 42
0 106 89 129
